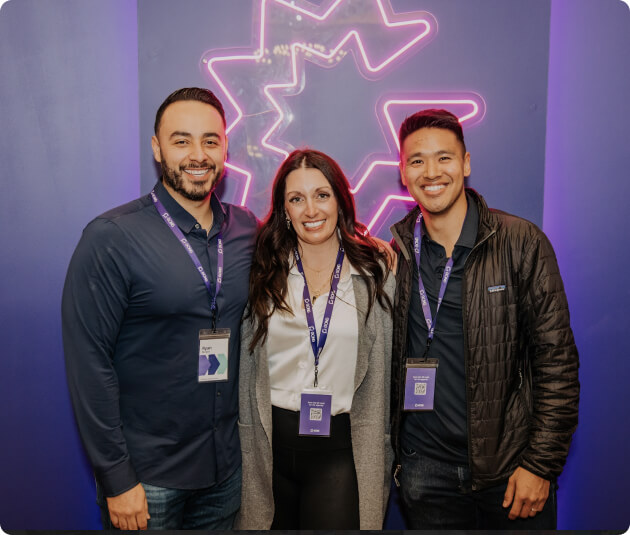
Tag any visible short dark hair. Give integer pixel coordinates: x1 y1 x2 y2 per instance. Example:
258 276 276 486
398 109 466 155
154 87 226 134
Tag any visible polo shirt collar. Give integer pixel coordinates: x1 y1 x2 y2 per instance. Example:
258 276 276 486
456 192 479 249
153 180 226 234
421 192 478 250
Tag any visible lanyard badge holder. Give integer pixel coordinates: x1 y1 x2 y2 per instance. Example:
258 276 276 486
151 190 230 383
197 262 230 384
404 213 453 411
295 246 344 436
299 388 333 436
404 357 439 411
198 328 230 383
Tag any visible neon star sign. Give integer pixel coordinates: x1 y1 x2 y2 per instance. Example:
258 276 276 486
359 96 484 232
202 0 485 234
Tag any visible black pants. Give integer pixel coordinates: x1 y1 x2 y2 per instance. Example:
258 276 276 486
271 406 360 529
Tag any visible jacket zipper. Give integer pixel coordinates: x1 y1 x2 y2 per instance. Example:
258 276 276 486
394 250 413 487
462 228 496 490
391 224 414 487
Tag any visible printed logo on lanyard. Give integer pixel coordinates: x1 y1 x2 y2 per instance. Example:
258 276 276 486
293 245 345 387
150 189 231 383
150 189 223 319
413 213 453 346
403 212 452 411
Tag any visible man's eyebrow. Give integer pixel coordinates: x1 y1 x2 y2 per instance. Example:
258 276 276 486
406 149 455 162
168 131 222 139
169 131 191 139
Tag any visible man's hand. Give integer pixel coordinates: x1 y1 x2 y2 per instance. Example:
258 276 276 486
106 483 150 530
502 466 550 520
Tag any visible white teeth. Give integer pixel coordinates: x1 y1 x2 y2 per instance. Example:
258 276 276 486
185 169 208 176
304 220 324 228
423 184 445 192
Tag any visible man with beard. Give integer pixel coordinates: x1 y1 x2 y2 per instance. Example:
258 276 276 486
389 109 579 529
62 88 257 530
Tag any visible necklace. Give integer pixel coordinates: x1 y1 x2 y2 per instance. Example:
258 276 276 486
301 256 336 274
303 260 334 301
300 246 343 303
309 277 332 302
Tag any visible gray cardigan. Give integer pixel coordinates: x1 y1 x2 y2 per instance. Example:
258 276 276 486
235 273 395 529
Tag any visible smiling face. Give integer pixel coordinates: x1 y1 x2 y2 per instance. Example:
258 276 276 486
400 127 471 218
284 166 339 249
151 100 227 202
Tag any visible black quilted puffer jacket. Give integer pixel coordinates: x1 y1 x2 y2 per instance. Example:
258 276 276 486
390 189 579 490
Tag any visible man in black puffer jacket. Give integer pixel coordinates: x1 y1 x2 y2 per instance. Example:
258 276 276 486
390 109 579 530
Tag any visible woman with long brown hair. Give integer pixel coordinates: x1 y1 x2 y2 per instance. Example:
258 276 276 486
236 149 394 530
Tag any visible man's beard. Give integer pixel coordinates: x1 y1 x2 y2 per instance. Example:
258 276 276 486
161 160 221 202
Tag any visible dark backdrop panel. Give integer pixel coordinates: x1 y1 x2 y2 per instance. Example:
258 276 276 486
138 0 253 207
138 0 550 232
0 0 139 530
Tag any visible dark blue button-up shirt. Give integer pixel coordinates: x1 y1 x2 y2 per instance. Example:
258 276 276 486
403 194 478 465
62 181 257 496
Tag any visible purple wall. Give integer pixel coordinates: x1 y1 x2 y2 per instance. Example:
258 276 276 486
544 0 630 530
0 0 628 530
0 0 139 529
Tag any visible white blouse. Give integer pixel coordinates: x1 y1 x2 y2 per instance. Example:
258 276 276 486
266 258 359 416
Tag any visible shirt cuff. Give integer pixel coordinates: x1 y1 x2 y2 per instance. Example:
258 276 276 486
96 459 139 497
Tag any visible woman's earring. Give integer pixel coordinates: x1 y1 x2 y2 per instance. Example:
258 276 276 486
286 217 292 230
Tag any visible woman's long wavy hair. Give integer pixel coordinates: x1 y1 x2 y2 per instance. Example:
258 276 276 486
247 148 392 352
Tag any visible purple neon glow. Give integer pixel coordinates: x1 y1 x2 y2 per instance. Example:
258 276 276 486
203 0 486 230
350 160 400 194
358 99 483 231
261 24 430 157
224 162 252 206
259 0 433 158
207 0 432 147
384 98 483 151
273 0 432 72
367 194 415 230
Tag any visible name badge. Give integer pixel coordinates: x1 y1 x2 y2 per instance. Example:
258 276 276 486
404 358 438 411
299 390 332 436
198 328 230 383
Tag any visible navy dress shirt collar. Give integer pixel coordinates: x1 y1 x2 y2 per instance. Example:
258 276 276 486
153 180 227 235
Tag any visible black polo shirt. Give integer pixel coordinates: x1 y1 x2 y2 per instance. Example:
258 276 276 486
62 180 257 496
402 194 479 465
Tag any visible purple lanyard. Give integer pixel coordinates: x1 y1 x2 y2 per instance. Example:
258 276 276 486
294 245 345 387
151 190 223 326
414 213 454 354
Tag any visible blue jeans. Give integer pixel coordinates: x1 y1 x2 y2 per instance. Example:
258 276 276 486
97 465 241 530
399 447 557 530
